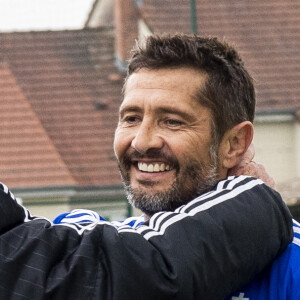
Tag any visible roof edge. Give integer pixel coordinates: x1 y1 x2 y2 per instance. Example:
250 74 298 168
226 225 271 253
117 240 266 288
84 0 99 27
254 109 298 123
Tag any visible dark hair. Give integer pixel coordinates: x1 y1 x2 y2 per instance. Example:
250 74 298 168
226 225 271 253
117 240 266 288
126 34 255 143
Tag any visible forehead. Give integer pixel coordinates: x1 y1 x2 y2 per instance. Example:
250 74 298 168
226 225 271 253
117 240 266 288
124 68 206 95
122 68 207 110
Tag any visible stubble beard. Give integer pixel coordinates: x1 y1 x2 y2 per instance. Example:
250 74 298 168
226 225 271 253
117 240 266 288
118 144 219 217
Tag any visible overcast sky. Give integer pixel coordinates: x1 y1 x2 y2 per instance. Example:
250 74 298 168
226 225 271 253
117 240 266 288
0 0 94 32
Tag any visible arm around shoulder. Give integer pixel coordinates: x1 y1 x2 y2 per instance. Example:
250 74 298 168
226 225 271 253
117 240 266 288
0 178 293 299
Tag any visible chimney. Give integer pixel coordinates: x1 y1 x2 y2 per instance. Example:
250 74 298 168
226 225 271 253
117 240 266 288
114 0 139 72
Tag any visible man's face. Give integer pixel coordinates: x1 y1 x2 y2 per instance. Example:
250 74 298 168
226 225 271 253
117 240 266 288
114 68 222 216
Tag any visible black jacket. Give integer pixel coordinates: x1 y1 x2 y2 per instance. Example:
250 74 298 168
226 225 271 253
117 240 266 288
0 176 293 299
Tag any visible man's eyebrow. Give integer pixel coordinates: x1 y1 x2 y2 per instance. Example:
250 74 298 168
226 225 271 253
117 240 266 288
119 106 195 120
119 106 143 118
157 107 195 120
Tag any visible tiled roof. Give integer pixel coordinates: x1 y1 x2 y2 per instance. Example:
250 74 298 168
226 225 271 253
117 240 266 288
139 0 300 113
1 1 299 190
0 28 123 188
0 62 76 188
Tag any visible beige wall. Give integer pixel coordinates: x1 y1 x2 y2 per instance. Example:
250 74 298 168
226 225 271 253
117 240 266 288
253 116 298 184
26 203 71 221
24 199 130 221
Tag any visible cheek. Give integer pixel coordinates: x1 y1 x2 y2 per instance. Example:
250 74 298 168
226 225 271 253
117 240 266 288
175 134 212 164
113 128 131 159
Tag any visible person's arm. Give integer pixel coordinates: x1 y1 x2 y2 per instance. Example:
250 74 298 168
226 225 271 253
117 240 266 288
0 178 292 300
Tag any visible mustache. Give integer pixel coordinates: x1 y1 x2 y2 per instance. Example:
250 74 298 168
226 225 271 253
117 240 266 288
122 148 179 169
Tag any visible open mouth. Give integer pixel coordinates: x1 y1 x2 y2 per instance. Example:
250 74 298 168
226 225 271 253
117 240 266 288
137 162 173 173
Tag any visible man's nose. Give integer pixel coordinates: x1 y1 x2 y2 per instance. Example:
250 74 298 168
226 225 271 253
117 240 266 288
131 121 164 154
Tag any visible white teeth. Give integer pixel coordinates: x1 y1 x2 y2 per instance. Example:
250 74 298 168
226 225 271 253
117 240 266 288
138 162 171 173
154 164 160 172
141 163 148 172
148 164 154 172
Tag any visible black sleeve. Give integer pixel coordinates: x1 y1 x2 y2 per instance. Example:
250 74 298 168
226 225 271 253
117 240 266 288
0 176 293 300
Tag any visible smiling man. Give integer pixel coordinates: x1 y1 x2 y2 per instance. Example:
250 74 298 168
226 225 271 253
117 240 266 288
113 34 300 299
114 36 255 219
114 68 220 216
0 34 296 299
115 68 220 217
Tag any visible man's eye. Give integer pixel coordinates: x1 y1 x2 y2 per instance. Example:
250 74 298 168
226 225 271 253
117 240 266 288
123 116 140 124
165 119 183 127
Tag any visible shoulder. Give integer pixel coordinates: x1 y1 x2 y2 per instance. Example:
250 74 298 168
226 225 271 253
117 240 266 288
225 220 300 300
275 219 300 264
260 219 300 276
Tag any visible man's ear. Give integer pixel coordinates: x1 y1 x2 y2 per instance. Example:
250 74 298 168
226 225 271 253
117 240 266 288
219 121 254 170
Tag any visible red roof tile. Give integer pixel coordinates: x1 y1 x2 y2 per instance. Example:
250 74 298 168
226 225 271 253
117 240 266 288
0 62 76 188
0 28 123 188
